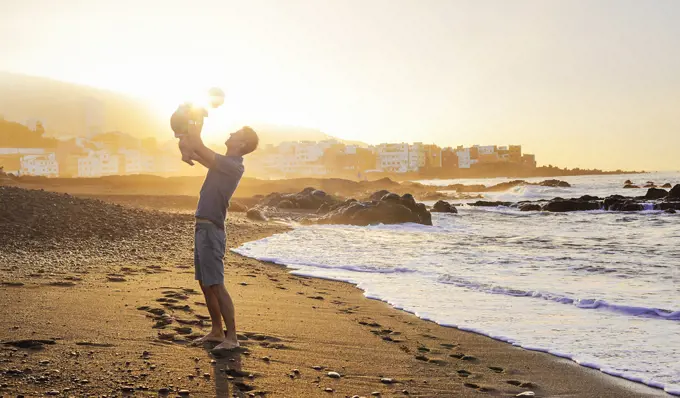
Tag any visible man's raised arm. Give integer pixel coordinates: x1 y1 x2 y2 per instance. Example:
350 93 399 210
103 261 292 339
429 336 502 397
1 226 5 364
187 124 217 169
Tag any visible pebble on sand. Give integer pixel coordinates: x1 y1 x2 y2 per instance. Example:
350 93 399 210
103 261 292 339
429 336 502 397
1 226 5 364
327 371 342 379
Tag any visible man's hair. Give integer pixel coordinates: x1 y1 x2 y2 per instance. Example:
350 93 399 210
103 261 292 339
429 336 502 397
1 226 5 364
240 126 259 155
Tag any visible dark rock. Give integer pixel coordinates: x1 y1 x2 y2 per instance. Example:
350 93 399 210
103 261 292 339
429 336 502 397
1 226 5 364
431 200 457 213
369 190 391 202
381 193 401 203
657 202 680 211
609 200 644 212
246 209 267 222
669 184 680 199
228 201 248 212
623 184 639 189
469 201 513 207
645 188 668 200
665 209 676 214
542 200 601 212
519 203 541 212
539 179 571 188
277 199 296 209
400 193 417 209
258 188 341 211
312 189 327 198
315 193 432 226
624 180 633 185
579 195 600 201
603 195 626 210
661 183 672 188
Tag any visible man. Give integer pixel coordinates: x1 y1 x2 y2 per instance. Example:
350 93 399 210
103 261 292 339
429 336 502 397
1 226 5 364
185 124 259 352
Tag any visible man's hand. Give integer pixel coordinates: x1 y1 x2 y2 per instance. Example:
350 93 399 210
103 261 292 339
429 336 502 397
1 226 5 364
187 131 217 169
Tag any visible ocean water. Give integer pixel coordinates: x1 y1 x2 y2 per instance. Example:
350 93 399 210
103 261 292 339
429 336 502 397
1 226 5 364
234 172 680 395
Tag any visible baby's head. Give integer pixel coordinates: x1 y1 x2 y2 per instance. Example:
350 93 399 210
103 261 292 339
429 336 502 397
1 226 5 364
208 87 225 109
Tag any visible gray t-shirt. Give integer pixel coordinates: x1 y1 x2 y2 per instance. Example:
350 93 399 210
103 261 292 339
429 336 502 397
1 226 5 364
195 155 245 227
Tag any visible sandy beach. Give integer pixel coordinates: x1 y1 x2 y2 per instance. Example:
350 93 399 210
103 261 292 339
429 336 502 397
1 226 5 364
0 187 667 397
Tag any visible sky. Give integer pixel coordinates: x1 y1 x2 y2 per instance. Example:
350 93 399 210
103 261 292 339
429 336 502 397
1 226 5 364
1 0 679 170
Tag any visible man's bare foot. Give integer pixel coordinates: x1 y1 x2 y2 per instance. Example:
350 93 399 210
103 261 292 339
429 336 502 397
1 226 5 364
192 332 225 346
182 157 195 166
211 338 240 352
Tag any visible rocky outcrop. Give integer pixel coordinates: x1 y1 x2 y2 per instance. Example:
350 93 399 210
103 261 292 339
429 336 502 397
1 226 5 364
542 199 601 212
669 184 680 200
609 200 644 212
314 192 432 226
644 188 668 200
485 179 571 192
431 200 457 213
369 190 391 202
603 195 625 211
228 201 248 212
258 187 341 211
662 183 672 188
469 201 513 207
623 184 639 189
539 179 572 187
246 208 268 221
519 203 542 211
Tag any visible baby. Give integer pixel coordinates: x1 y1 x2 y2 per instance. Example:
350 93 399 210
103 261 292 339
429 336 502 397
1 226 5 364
171 87 225 165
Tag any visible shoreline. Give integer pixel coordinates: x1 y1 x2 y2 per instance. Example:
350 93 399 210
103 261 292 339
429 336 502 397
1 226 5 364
0 193 671 397
234 236 677 397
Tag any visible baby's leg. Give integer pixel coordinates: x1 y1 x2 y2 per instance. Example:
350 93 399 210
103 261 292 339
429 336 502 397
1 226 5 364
178 136 195 166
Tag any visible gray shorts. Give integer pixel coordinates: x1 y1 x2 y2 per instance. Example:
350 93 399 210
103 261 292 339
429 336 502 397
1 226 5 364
194 222 226 286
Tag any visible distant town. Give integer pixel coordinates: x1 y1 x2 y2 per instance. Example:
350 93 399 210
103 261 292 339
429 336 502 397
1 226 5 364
0 117 637 180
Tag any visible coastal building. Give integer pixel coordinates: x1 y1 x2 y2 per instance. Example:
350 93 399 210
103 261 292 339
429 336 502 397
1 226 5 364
509 145 522 162
424 144 442 168
408 143 426 171
119 149 155 175
376 143 410 172
441 147 459 169
522 154 537 168
456 147 472 169
77 150 121 177
19 153 59 177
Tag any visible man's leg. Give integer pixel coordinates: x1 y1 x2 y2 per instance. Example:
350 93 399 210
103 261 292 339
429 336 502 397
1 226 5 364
192 224 224 344
193 281 226 344
211 284 239 350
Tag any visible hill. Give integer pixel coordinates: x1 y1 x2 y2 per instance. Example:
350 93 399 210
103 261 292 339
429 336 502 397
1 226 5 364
0 71 366 147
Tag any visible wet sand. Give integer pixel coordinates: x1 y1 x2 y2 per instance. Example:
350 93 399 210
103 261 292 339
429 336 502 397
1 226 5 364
0 195 667 397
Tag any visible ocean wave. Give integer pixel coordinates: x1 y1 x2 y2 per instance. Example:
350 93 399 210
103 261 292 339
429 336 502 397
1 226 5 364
437 274 680 321
232 247 418 274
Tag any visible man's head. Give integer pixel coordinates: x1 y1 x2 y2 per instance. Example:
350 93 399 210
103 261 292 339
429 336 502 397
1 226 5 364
225 126 259 156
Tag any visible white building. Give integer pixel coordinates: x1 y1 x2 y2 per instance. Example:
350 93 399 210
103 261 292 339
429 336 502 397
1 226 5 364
119 149 155 175
77 150 121 177
260 140 339 176
376 143 410 172
477 145 497 155
408 143 427 171
19 153 59 177
456 148 472 169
